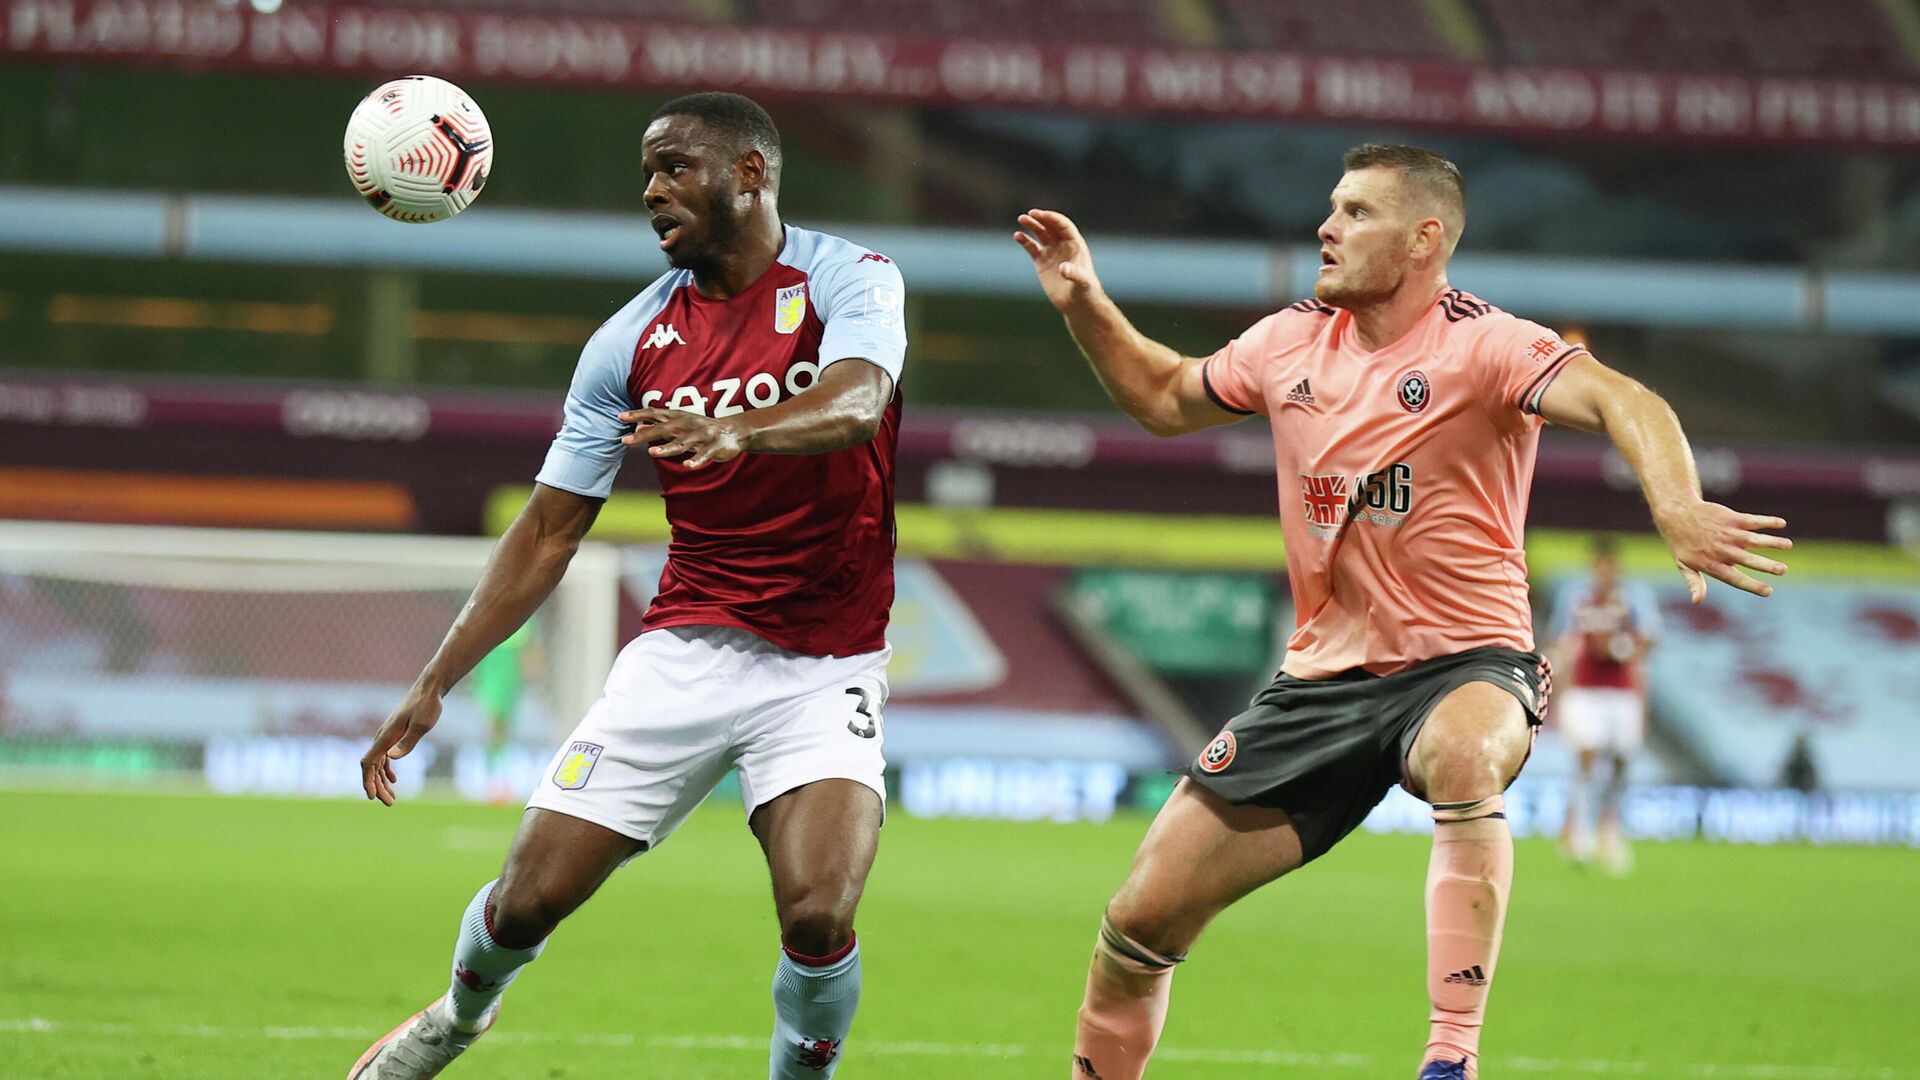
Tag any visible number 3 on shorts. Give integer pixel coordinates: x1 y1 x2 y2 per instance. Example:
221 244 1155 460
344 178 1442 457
845 687 880 739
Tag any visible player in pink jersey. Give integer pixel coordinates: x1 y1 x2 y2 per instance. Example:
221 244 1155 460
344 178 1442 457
350 93 905 1080
1549 535 1661 873
1017 144 1791 1080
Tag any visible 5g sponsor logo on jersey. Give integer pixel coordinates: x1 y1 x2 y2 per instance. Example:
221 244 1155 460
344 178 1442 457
1300 462 1414 536
637 359 823 418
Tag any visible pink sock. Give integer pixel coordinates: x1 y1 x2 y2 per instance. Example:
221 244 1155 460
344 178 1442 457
1423 795 1513 1078
1071 918 1180 1080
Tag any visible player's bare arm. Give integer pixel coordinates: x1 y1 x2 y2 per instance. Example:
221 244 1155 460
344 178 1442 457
359 483 602 805
620 359 892 470
1536 354 1791 603
1014 208 1239 436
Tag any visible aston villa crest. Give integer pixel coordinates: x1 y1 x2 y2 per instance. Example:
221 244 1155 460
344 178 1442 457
552 741 603 790
775 283 807 335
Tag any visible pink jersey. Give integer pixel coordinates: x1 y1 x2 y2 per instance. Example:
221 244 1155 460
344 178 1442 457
1203 290 1583 679
536 226 908 657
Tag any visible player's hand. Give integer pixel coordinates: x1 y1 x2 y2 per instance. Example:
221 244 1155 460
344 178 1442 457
1655 499 1790 603
620 407 744 470
361 683 442 806
1014 209 1104 313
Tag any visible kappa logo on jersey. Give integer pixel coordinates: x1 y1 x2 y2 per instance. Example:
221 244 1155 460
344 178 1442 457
642 323 686 350
1197 731 1237 773
774 283 808 335
1398 370 1430 413
551 741 603 790
1286 379 1316 405
1301 463 1415 536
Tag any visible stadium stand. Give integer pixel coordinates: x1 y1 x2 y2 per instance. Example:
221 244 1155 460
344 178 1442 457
374 0 712 14
1474 0 1917 79
1635 577 1920 791
1213 0 1450 58
746 0 1180 45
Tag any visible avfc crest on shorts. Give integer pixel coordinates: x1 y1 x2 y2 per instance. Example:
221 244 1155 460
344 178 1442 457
1197 731 1237 774
552 741 603 790
775 283 807 335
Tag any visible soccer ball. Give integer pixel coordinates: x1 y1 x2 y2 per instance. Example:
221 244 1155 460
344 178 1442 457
343 75 494 224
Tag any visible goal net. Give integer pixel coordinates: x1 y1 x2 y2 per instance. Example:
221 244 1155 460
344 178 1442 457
0 521 618 800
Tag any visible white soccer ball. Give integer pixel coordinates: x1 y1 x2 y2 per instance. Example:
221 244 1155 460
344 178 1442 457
343 75 494 224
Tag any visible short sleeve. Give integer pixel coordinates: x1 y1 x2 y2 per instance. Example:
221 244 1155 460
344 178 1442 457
1472 313 1588 419
534 326 634 499
813 252 907 384
1630 583 1663 641
1201 312 1288 418
1549 579 1582 640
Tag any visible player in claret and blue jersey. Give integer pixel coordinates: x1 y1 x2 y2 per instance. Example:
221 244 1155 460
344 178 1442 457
350 92 906 1080
1549 534 1662 873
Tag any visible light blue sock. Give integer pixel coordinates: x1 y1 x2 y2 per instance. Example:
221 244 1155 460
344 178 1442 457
768 938 862 1079
446 880 543 1032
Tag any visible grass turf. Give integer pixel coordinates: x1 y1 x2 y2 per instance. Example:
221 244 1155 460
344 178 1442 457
2 790 1913 1079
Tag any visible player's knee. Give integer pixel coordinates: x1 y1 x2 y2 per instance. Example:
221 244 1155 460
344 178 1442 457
486 881 570 949
778 893 855 958
1102 891 1191 965
1417 726 1529 801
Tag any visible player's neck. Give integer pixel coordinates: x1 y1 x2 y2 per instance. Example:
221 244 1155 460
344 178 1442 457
690 213 786 300
1347 276 1449 352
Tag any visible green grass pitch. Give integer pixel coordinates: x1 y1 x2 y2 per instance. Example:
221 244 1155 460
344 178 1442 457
3 790 1914 1079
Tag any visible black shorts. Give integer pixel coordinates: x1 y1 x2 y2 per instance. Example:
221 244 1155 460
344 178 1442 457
1185 647 1549 864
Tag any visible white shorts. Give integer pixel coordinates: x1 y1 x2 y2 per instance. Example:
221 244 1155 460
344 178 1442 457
1556 686 1645 756
525 625 890 848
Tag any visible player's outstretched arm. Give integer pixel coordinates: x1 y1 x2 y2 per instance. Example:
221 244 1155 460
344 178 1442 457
359 483 602 805
619 359 893 469
1014 208 1241 436
1535 354 1790 604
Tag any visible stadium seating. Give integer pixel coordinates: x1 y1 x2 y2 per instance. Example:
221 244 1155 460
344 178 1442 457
1214 0 1449 58
1474 0 1915 79
1618 576 1920 791
373 0 710 14
747 0 1179 45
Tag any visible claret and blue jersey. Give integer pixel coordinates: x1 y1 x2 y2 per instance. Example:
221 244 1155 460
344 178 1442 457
536 225 908 658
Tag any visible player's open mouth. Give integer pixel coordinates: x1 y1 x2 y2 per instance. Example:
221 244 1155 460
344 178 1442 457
653 215 682 251
1319 249 1337 274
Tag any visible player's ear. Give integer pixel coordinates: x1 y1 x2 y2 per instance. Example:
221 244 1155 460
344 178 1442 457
737 148 769 195
1412 217 1444 261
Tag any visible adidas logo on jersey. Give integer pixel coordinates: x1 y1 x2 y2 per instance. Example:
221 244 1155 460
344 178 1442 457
1444 965 1488 986
1286 379 1315 404
642 323 686 350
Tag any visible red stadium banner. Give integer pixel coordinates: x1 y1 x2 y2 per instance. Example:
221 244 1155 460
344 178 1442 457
3 0 1919 149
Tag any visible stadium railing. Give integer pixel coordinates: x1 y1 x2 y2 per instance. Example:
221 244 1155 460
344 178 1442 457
5 186 1920 336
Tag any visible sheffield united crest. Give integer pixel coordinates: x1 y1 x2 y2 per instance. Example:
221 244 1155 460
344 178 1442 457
1397 370 1430 413
1197 731 1237 774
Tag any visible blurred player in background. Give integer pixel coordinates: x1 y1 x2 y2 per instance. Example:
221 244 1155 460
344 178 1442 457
467 620 543 805
1548 535 1660 872
1018 144 1790 1079
349 92 907 1080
